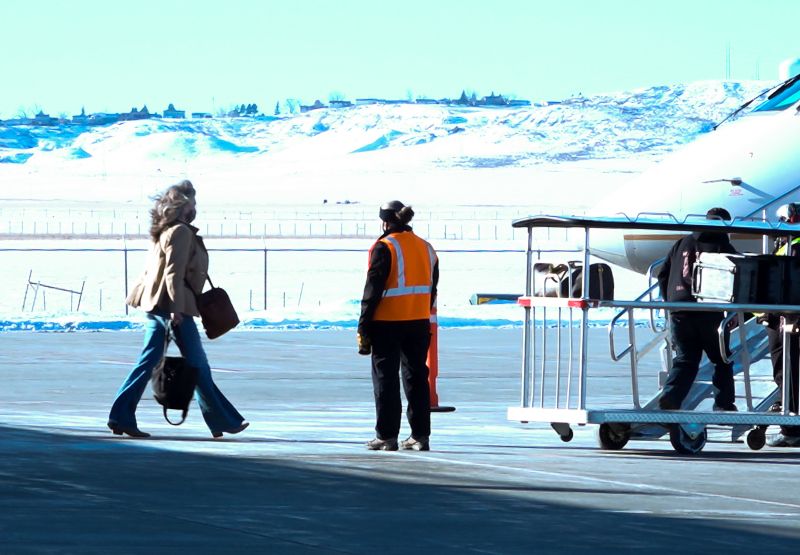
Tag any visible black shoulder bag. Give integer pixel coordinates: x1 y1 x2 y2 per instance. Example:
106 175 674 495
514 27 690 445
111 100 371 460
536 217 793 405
151 325 200 425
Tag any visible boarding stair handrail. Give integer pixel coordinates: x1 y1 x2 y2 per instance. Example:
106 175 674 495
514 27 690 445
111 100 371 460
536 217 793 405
608 258 666 362
608 259 669 409
608 282 669 409
715 311 781 440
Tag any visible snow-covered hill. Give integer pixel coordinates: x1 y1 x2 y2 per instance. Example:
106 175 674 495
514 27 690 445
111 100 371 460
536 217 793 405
0 80 773 208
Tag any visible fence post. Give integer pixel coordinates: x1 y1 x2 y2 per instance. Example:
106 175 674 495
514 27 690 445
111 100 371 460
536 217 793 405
124 245 129 315
264 248 267 310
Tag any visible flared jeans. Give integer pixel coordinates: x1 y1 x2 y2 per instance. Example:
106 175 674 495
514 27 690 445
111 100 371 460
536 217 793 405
108 309 245 434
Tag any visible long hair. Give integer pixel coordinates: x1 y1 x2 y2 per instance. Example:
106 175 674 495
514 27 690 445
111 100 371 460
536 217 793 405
149 180 196 240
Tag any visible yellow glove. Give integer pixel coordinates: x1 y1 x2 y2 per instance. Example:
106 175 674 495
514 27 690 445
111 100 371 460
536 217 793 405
357 333 371 356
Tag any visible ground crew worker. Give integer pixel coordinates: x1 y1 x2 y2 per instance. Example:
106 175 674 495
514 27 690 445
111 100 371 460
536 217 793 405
765 203 800 447
657 207 738 411
358 200 439 451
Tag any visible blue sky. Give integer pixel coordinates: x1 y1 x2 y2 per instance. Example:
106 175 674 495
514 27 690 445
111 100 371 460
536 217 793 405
1 0 798 118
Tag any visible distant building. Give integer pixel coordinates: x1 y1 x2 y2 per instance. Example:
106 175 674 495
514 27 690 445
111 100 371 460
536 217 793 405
415 98 438 105
355 98 381 105
385 99 413 105
300 100 325 113
483 92 507 106
87 113 119 125
32 110 57 126
508 99 531 107
72 107 88 124
163 103 185 118
118 105 151 121
3 118 32 126
191 112 212 119
329 100 353 109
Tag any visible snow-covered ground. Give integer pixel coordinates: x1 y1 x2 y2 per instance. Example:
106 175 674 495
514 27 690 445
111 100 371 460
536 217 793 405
0 80 770 331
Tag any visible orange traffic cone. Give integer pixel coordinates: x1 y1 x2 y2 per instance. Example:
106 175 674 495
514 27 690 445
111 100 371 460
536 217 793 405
428 304 455 413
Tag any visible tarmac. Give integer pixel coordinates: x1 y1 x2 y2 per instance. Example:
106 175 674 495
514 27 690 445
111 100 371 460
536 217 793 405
1 327 800 554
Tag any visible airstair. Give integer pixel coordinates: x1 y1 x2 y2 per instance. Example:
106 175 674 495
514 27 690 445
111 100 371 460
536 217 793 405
607 260 778 444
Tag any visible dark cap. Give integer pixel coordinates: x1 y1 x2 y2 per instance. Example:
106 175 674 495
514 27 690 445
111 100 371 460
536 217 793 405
379 200 405 222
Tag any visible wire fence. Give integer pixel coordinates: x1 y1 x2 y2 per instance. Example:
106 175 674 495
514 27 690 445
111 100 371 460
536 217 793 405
0 219 577 241
3 247 532 317
0 207 537 222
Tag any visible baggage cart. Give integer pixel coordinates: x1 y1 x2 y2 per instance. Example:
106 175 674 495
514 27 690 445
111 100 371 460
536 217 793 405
508 214 800 454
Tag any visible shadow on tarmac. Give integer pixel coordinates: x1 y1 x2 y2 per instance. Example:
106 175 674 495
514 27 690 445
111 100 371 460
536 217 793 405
2 425 799 554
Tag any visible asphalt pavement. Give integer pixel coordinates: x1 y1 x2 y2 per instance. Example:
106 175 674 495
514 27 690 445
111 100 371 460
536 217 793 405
1 328 799 554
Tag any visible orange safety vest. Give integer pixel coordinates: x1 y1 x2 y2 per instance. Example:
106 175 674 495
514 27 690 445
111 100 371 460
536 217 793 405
372 231 437 322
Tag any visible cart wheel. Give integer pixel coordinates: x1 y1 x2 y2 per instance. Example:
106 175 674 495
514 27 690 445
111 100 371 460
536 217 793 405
746 428 766 451
596 423 629 450
559 428 574 442
669 425 707 454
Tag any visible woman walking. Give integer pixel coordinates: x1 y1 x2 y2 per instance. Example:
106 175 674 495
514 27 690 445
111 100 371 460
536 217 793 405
108 180 248 438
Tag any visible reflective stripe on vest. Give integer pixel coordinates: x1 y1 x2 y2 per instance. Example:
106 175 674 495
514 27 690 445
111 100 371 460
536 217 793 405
777 237 800 256
373 231 436 321
380 235 436 298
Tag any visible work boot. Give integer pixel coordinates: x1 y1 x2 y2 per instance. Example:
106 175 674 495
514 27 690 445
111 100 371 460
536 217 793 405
766 433 800 448
401 436 430 451
366 437 398 451
712 403 738 412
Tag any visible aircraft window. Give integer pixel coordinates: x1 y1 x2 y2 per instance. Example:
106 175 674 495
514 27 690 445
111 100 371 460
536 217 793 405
753 80 800 112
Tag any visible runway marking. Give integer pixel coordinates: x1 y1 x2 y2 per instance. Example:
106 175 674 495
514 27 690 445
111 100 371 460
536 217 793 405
98 360 246 373
405 453 800 512
246 431 800 514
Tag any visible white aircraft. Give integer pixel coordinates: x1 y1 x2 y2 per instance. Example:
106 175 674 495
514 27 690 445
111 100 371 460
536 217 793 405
589 59 800 274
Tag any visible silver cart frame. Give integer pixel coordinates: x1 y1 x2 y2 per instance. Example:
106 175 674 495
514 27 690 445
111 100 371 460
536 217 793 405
508 214 800 454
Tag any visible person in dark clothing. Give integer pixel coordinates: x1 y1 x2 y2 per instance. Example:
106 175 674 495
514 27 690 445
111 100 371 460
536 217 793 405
656 207 738 411
358 200 439 451
765 203 800 447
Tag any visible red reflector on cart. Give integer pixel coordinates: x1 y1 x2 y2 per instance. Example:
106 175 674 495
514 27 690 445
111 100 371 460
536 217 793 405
517 297 599 308
567 299 599 308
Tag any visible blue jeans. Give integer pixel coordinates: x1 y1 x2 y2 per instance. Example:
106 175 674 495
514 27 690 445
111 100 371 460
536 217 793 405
108 310 245 434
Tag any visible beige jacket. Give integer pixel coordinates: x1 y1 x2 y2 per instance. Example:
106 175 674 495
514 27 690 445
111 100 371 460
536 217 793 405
126 223 209 316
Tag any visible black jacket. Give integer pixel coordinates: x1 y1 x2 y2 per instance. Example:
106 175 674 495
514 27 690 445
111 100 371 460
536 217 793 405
763 237 800 328
657 231 737 304
358 225 439 337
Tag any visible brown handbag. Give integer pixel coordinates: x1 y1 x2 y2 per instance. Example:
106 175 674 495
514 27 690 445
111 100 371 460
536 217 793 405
194 276 239 339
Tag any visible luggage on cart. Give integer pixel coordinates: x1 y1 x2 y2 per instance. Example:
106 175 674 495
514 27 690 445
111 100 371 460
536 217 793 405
533 261 614 300
692 252 800 304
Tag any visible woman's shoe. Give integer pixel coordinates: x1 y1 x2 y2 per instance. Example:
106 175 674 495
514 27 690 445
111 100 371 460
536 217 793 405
212 421 249 438
107 422 151 438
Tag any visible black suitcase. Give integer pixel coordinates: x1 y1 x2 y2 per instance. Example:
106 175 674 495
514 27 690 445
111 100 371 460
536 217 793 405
533 261 614 300
692 253 800 304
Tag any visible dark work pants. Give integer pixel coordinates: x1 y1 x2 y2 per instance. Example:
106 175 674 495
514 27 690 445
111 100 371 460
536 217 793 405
370 319 432 440
662 312 735 409
767 326 800 435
